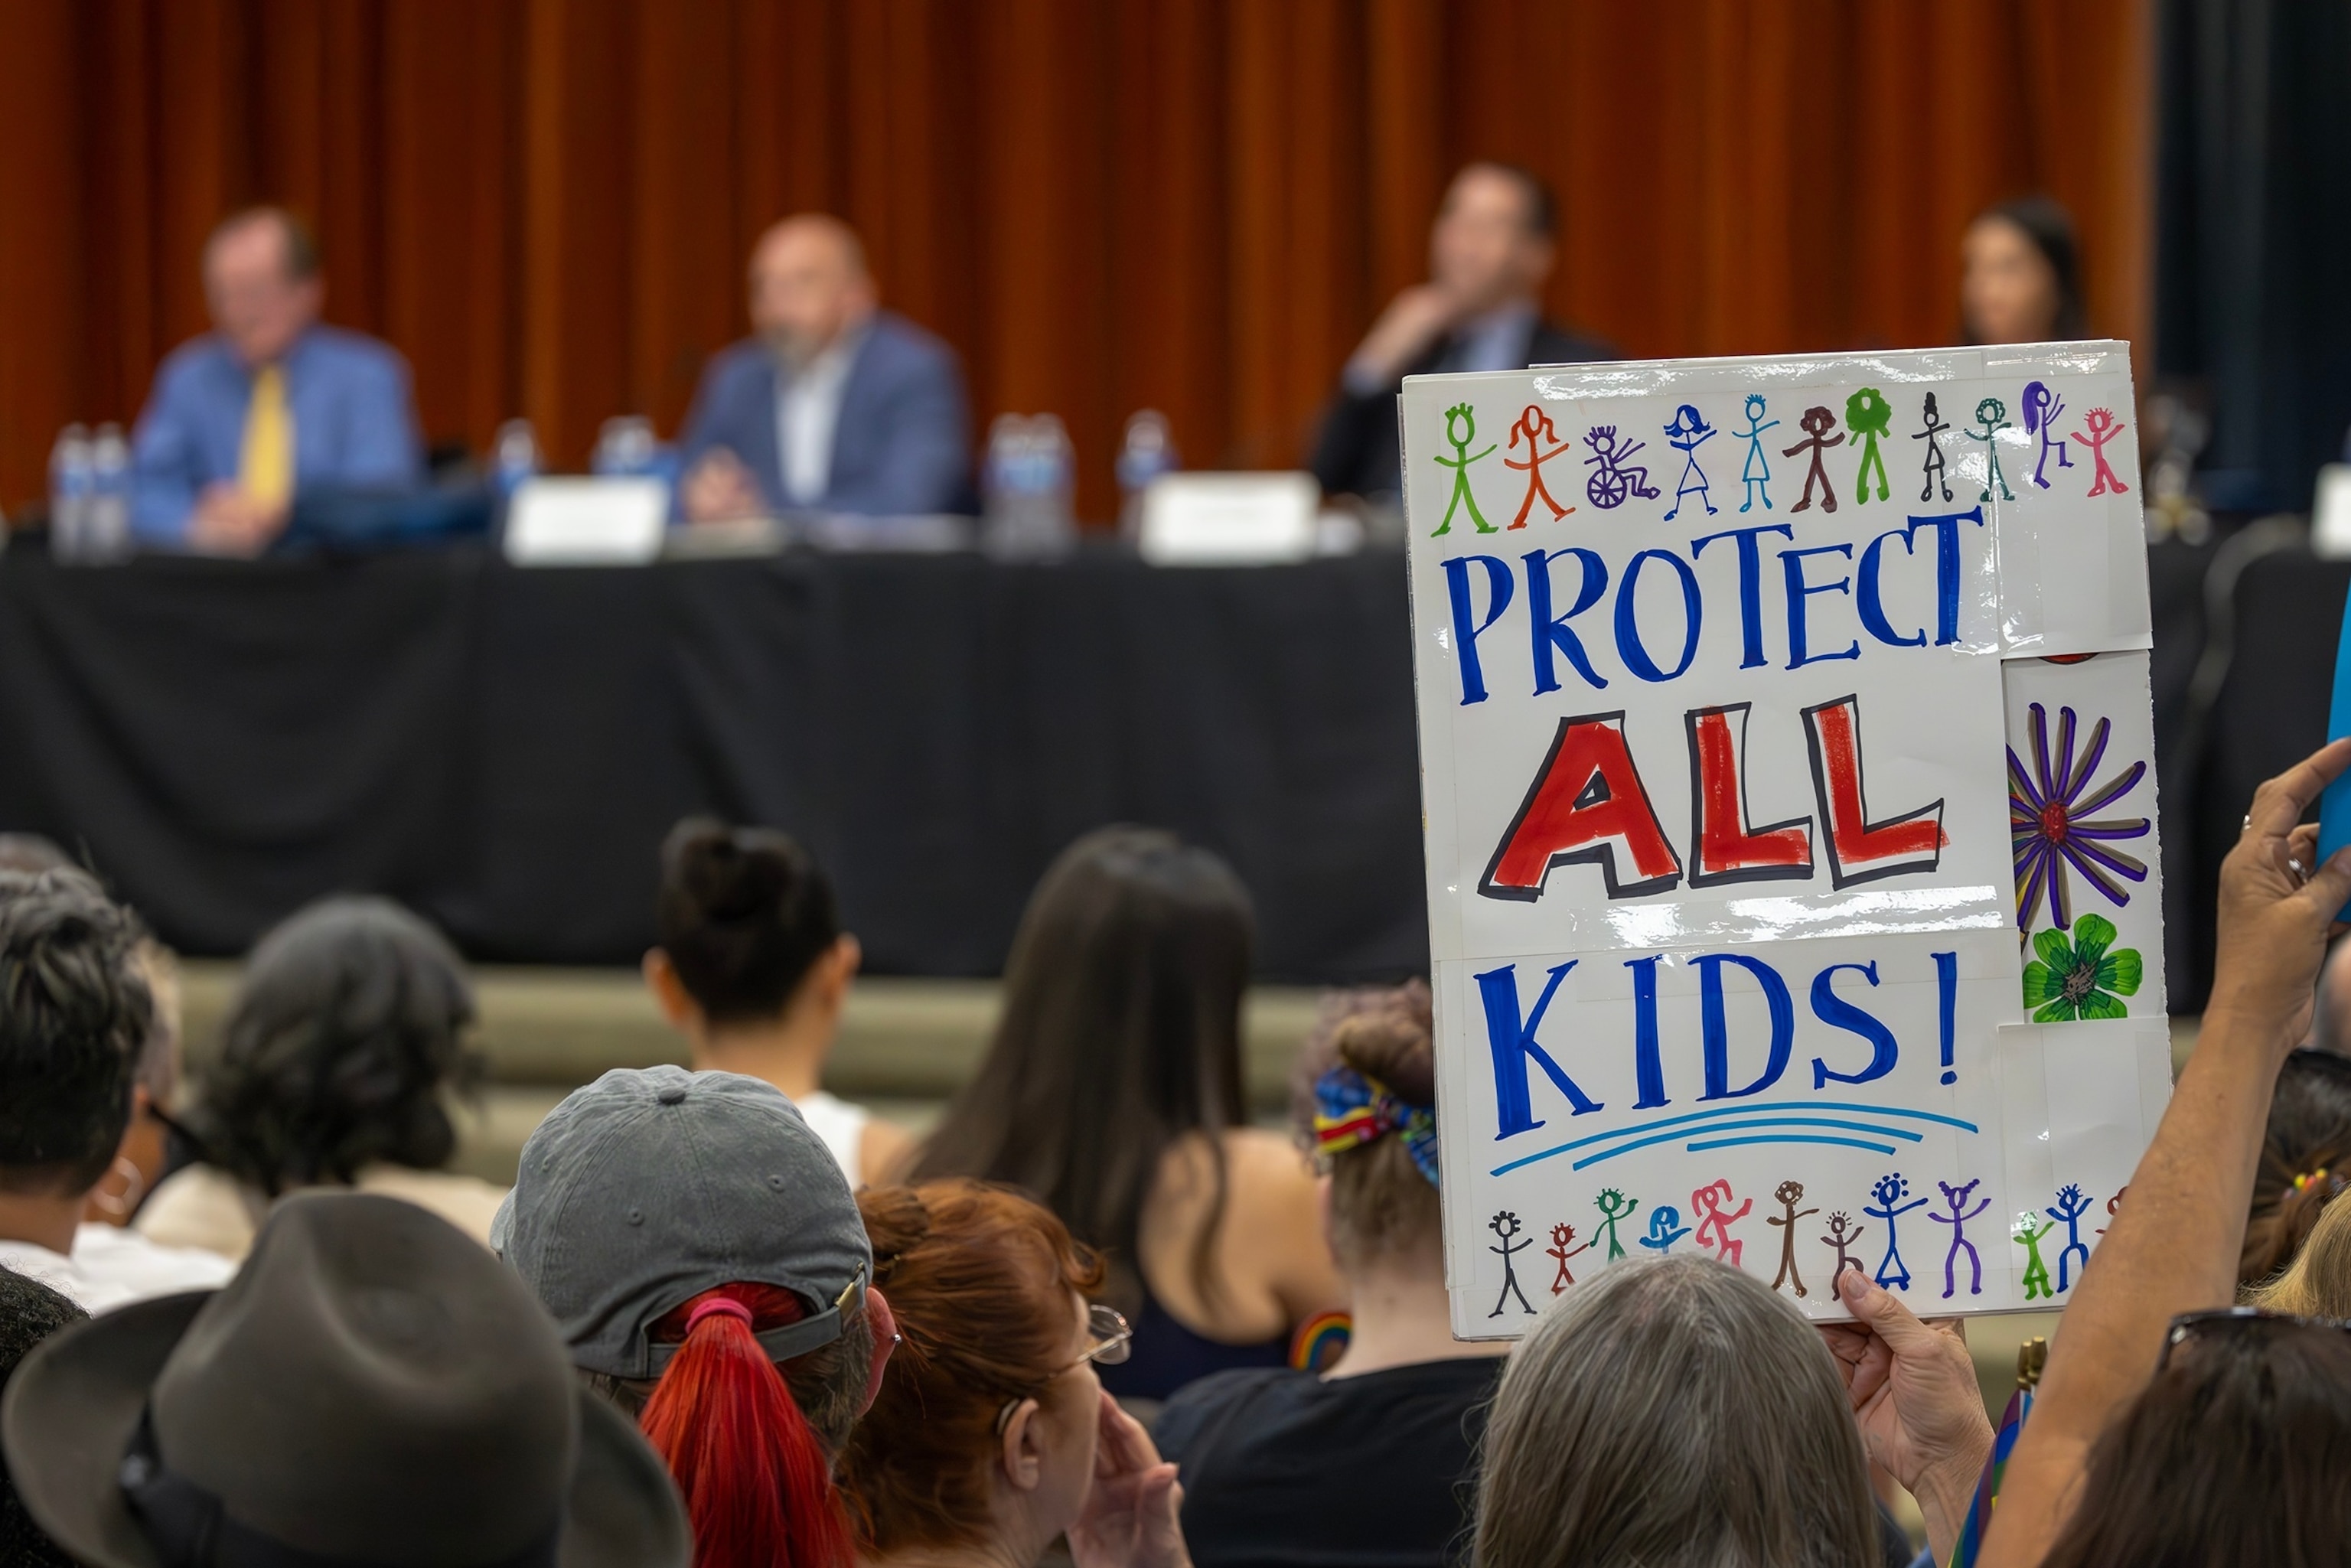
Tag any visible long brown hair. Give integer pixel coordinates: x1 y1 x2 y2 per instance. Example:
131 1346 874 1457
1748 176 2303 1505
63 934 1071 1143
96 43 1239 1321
2241 1048 2351 1285
908 827 1252 1308
2039 1319 2351 1567
839 1181 1105 1555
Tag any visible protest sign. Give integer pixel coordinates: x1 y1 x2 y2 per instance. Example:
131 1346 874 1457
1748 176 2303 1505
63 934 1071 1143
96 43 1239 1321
1401 346 2169 1328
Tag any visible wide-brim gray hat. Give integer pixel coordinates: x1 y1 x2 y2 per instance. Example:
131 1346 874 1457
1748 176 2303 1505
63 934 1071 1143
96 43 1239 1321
2 1192 688 1568
495 1066 872 1379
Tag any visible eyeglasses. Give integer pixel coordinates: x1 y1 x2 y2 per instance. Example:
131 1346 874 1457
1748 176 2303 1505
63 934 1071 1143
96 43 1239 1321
2157 1307 2351 1369
993 1304 1133 1433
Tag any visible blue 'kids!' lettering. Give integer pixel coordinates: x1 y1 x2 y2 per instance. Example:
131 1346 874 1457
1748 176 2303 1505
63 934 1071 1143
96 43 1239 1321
1697 952 1795 1100
1477 961 1605 1136
1483 950 1929 1136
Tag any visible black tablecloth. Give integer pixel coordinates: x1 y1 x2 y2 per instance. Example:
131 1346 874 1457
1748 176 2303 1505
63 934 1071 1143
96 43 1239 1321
0 539 2323 999
0 548 1429 981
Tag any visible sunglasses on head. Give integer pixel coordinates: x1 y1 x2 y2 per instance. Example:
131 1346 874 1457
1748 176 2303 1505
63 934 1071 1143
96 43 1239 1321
2158 1306 2351 1369
993 1304 1133 1433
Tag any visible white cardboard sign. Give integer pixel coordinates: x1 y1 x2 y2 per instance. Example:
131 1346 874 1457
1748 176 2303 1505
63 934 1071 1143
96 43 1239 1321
1400 345 2168 1329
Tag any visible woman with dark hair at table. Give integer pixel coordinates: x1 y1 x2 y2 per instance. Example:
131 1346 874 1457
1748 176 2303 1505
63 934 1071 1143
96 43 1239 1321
910 826 1343 1403
136 895 504 1260
1961 195 2087 344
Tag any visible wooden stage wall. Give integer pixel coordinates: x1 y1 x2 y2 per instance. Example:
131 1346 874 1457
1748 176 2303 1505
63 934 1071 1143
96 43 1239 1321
0 0 2147 517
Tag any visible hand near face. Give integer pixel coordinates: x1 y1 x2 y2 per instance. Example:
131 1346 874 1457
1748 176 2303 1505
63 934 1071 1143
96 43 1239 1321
188 482 289 556
1068 1390 1192 1568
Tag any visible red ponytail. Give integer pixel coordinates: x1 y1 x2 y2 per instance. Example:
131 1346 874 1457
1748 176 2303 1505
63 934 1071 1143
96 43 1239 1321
638 1283 854 1568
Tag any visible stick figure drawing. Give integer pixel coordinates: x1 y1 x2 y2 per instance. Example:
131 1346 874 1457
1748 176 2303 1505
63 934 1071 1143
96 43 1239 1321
1968 397 2015 504
1782 406 1845 513
1505 405 1576 529
2022 380 2075 490
1594 1188 1640 1261
1489 1211 1535 1317
1546 1221 1593 1293
1821 1211 1867 1289
1769 1180 1820 1297
2071 407 2132 496
1689 1179 1752 1265
1864 1174 1928 1290
1432 403 1497 537
1638 1205 1692 1255
1913 392 1953 503
1844 387 1893 504
1931 1178 1992 1298
1735 394 1780 513
1661 403 1718 522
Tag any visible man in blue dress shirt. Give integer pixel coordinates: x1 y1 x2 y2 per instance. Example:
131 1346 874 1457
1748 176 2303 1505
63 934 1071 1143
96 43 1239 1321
131 208 424 554
676 215 972 521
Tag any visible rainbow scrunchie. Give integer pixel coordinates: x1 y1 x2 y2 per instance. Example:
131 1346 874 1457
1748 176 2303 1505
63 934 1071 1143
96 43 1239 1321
1312 1064 1440 1187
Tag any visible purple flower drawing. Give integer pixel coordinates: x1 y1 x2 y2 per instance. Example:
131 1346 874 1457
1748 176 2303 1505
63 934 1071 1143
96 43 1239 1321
2008 702 2150 931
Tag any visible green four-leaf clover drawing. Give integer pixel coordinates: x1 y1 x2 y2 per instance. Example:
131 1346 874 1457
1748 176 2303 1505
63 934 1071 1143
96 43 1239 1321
2021 911 2143 1022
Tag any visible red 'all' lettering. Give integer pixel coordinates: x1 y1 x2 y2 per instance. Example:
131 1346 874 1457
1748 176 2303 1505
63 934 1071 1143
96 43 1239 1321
1481 712 1681 901
1801 695 1945 887
1686 703 1813 886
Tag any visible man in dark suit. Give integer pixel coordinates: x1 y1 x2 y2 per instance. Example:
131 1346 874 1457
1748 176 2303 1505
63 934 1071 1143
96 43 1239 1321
1311 163 1612 504
677 215 972 520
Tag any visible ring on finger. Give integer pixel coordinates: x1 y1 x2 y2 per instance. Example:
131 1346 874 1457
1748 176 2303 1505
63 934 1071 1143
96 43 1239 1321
2291 856 2310 882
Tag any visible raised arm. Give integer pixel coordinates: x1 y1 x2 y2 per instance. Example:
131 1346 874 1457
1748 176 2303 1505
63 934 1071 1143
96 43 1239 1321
1980 738 2351 1566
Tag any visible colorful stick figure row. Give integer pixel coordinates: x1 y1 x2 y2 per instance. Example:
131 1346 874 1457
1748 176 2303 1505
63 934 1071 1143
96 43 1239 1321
1489 1174 2120 1314
1433 389 2131 537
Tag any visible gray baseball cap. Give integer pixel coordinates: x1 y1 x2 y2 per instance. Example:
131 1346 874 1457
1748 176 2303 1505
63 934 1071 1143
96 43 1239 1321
494 1065 872 1380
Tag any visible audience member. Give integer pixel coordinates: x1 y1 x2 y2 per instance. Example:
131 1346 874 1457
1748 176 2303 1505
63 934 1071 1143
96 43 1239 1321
2238 1045 2351 1286
136 895 504 1260
1155 981 1502 1568
1311 162 1612 505
1475 1256 1991 1568
911 826 1342 1401
677 214 971 522
131 207 425 555
844 1180 1192 1568
1960 195 2087 345
0 869 231 1312
2037 1313 2351 1566
83 940 184 1226
1981 739 2351 1564
497 1066 893 1568
2245 1189 2351 1315
644 817 909 1185
0 833 181 1228
0 1267 84 1567
3 1191 689 1566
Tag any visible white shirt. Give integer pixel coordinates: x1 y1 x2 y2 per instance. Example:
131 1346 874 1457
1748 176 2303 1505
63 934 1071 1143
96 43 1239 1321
791 1090 874 1188
776 331 862 507
0 1222 233 1314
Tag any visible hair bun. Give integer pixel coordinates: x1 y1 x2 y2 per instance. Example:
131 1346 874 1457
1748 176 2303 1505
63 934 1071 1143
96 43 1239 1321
1332 980 1436 1107
679 823 791 924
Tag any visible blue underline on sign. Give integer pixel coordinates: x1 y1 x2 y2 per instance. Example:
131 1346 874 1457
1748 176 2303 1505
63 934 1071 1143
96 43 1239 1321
1564 1116 1926 1170
1489 1100 1979 1178
1686 1133 1901 1156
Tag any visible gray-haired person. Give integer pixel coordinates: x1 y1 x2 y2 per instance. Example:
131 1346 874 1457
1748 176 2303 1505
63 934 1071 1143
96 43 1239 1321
1475 1257 1992 1568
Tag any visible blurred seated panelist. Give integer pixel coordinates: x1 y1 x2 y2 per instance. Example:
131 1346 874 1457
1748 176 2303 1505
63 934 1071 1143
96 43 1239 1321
129 207 426 556
677 214 972 523
1312 162 1613 505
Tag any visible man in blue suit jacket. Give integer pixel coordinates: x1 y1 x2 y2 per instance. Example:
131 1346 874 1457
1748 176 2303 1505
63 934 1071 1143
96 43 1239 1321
677 216 972 521
131 208 425 554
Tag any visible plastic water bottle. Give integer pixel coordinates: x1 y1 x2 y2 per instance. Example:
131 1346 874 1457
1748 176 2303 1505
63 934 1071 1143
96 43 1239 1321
86 425 131 561
48 425 93 562
1115 409 1178 539
493 419 541 497
983 414 1076 557
592 416 657 478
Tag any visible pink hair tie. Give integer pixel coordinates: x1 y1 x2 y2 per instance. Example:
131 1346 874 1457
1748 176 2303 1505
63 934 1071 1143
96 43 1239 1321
684 1296 755 1334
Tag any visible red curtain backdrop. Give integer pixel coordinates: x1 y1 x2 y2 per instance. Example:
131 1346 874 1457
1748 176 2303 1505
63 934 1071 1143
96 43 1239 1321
0 0 2149 518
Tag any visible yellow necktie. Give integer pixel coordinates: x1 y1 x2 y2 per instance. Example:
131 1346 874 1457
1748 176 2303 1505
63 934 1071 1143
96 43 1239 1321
240 365 294 507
